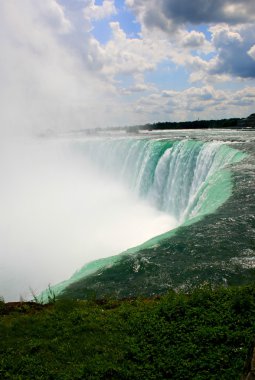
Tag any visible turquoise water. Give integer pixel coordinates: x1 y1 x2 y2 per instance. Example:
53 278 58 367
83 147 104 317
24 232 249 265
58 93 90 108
41 137 247 300
76 138 246 223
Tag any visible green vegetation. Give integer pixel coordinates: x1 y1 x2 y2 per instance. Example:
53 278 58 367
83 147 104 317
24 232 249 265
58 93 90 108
1 285 255 379
124 118 241 133
143 118 241 130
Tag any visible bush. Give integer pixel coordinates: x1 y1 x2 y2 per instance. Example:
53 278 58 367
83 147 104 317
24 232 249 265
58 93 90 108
0 285 255 379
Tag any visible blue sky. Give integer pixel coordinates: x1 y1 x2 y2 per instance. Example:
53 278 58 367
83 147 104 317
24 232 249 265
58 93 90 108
65 0 255 125
1 0 255 131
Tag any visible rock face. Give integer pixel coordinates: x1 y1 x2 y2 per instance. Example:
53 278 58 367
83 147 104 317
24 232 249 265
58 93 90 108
238 114 255 129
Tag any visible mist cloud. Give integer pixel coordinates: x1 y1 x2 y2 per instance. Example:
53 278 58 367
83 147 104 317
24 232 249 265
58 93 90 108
0 139 176 301
1 1 178 301
0 0 116 137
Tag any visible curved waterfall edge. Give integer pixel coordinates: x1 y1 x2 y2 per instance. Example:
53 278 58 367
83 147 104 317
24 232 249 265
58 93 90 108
39 139 247 301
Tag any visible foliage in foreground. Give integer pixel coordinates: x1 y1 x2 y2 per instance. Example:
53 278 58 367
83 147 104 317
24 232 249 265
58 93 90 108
1 285 255 379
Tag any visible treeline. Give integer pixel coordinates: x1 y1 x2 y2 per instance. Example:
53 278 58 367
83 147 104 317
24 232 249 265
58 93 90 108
126 118 241 133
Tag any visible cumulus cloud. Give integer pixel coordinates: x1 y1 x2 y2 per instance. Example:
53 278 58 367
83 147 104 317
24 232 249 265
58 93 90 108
248 45 255 61
133 85 255 121
161 0 255 25
1 0 254 130
94 21 168 76
166 25 255 82
181 31 207 48
123 0 255 83
85 21 212 91
83 0 116 23
209 25 255 78
126 0 255 33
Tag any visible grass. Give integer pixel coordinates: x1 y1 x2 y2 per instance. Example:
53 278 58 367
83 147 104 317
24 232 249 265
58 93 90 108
1 285 255 379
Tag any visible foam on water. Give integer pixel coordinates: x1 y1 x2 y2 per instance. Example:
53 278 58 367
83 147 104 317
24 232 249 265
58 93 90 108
41 137 246 299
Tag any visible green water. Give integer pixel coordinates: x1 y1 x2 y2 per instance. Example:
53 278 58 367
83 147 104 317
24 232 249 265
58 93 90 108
41 137 249 301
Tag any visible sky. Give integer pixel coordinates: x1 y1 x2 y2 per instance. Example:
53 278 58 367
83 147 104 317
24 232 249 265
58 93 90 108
1 0 255 132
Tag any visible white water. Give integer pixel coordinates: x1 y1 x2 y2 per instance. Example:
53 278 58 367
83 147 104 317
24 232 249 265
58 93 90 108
41 136 246 299
0 138 177 301
76 138 245 223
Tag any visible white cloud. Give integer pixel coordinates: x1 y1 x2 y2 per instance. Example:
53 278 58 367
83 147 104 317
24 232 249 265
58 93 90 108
84 20 212 87
123 0 255 83
209 24 255 78
168 25 255 83
181 31 206 48
133 85 255 122
83 0 116 21
248 45 255 61
95 22 168 76
1 0 254 131
211 25 243 47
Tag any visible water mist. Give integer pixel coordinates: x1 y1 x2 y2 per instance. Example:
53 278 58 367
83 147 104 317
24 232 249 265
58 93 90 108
0 138 177 300
0 0 161 300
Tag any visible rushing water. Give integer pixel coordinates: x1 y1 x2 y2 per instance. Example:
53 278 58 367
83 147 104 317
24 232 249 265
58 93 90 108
1 138 179 301
42 129 255 300
75 137 245 223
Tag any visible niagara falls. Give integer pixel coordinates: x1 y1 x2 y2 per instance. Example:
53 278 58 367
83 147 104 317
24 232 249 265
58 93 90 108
36 129 253 300
1 130 253 301
1 0 255 379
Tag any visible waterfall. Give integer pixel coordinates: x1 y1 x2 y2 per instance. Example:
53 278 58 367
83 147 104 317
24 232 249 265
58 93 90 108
40 136 246 300
75 137 245 224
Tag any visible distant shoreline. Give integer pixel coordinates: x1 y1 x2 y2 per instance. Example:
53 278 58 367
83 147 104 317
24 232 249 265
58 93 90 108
72 113 255 136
